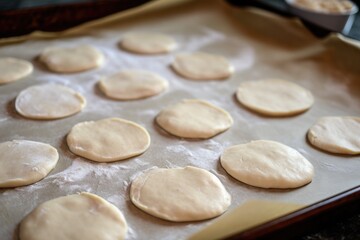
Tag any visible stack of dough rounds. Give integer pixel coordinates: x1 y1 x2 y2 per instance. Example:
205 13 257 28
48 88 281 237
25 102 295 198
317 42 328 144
130 166 231 222
156 99 233 139
19 192 128 240
236 79 314 116
0 57 33 84
15 83 86 120
67 118 150 162
98 70 168 100
0 140 58 188
120 32 177 54
308 116 360 155
171 52 234 80
39 45 104 73
220 140 314 189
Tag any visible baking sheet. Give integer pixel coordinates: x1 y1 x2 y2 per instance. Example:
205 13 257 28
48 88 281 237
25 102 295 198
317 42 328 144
1 0 360 239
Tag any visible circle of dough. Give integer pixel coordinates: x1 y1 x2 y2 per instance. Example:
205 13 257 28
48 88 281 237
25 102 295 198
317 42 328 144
236 79 314 116
15 83 86 120
0 140 58 188
67 118 150 162
40 45 104 73
156 99 233 139
220 140 314 189
171 52 234 80
308 116 360 155
120 32 177 54
19 192 128 240
0 57 33 84
98 70 168 100
130 166 231 222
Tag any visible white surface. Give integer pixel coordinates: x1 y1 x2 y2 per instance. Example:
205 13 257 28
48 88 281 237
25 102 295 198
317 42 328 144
130 166 231 222
0 0 359 239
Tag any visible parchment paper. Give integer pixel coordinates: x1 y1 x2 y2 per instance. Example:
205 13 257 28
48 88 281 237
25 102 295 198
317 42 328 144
0 0 360 239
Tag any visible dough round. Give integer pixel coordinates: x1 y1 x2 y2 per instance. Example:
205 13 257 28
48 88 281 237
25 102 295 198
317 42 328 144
171 52 234 80
236 79 314 116
40 45 104 73
308 116 360 155
0 140 58 188
98 70 168 100
15 83 86 120
0 57 33 84
130 166 231 222
156 99 233 139
120 32 177 54
19 192 128 240
67 118 150 162
220 140 314 189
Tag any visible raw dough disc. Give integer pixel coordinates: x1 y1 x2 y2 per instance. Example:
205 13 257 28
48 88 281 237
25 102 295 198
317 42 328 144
0 57 33 84
236 79 314 116
308 116 360 155
39 45 104 73
98 70 168 100
171 52 234 80
15 83 86 120
130 166 231 222
0 140 58 188
67 117 150 162
220 140 314 189
19 192 128 240
120 32 177 54
156 99 233 139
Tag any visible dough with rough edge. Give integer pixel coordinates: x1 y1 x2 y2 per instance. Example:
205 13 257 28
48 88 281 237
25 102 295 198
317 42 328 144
220 140 314 189
308 116 360 155
19 192 128 240
171 52 234 80
0 57 33 84
98 70 168 100
156 99 233 139
236 79 314 116
67 118 150 162
130 166 231 222
15 83 86 120
120 32 177 54
0 140 58 188
40 45 104 73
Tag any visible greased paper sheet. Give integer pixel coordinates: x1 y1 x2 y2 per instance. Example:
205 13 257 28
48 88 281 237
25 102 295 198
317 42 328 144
0 0 360 239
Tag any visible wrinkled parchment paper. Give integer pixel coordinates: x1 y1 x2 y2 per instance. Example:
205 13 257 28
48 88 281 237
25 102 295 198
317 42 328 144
0 0 359 239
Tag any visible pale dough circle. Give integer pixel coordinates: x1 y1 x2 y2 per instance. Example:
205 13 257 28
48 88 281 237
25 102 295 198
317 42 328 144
19 192 128 240
39 45 104 73
308 116 360 155
120 32 177 54
156 99 233 139
220 140 314 189
15 83 86 120
98 70 168 100
67 118 150 162
0 57 33 84
236 79 314 116
171 52 234 80
130 166 231 222
0 140 58 188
